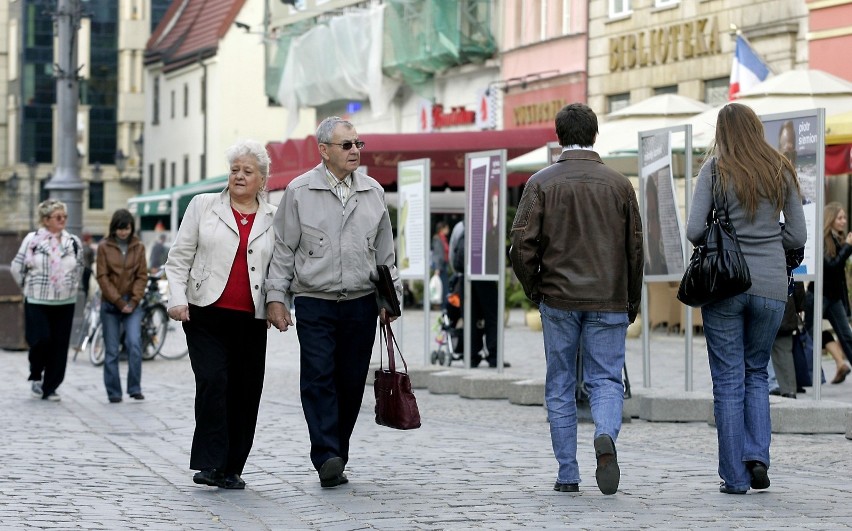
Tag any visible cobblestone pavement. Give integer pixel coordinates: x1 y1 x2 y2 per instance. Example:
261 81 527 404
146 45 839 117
1 309 851 530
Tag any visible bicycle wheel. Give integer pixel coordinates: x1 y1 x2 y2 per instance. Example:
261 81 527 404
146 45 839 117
157 313 189 361
89 324 105 366
142 304 168 359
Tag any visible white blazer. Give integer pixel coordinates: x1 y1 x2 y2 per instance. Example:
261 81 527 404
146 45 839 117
165 189 277 319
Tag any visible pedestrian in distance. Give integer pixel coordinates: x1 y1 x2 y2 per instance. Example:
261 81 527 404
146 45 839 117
95 209 148 403
266 116 402 489
80 231 96 301
148 232 169 274
10 199 84 402
805 202 852 384
769 282 804 399
510 102 644 495
686 103 806 495
431 220 450 310
165 139 278 490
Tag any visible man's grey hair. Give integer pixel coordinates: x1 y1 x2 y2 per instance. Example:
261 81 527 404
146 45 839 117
316 116 354 144
225 139 270 189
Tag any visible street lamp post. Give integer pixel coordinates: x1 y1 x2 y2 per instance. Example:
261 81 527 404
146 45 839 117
115 149 127 178
27 158 38 231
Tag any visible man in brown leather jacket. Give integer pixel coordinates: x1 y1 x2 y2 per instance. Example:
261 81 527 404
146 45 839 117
510 103 643 496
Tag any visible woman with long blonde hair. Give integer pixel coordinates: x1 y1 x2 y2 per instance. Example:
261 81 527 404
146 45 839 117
805 201 852 384
686 103 807 495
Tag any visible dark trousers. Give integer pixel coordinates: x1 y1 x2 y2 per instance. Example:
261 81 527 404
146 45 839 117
294 295 378 471
471 280 498 363
184 305 267 475
25 301 75 397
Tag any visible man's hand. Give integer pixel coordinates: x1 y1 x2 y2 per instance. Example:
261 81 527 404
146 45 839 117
168 305 190 322
267 301 294 332
379 308 398 324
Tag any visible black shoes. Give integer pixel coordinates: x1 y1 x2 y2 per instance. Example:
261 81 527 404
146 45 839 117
719 482 747 494
108 397 122 403
747 461 770 490
130 393 145 400
594 434 620 495
553 481 579 493
319 457 346 488
193 469 224 487
219 474 246 490
780 393 797 399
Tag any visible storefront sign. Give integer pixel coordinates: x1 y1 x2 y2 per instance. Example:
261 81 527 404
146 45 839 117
513 100 566 127
609 16 721 72
417 101 476 132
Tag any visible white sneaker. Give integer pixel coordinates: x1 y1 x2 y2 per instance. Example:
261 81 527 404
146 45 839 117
31 381 43 398
44 393 61 402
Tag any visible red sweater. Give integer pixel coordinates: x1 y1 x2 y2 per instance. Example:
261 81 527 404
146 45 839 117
213 209 256 313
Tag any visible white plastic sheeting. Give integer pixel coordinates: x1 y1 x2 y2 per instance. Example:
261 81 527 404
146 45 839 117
276 5 400 139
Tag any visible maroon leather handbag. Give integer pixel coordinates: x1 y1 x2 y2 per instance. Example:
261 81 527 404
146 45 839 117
374 321 421 430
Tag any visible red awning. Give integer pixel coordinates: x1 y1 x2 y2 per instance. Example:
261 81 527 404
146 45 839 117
266 128 557 191
826 144 852 176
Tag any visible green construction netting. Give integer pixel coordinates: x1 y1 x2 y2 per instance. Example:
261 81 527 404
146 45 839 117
383 0 496 86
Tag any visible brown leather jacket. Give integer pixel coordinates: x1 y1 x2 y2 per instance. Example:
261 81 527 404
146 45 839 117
509 150 644 321
95 236 148 310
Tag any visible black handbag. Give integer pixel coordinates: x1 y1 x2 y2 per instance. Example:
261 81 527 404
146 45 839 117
677 160 752 307
374 321 421 430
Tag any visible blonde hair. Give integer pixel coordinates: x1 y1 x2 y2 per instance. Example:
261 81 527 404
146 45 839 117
710 103 800 219
37 199 67 227
824 202 846 258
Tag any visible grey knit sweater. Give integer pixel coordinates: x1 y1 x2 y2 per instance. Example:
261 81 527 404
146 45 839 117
686 157 807 302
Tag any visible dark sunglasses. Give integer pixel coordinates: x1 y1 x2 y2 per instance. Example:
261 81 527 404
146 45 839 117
325 140 365 150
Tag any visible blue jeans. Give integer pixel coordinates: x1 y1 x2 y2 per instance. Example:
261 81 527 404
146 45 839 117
701 293 784 490
539 303 628 485
804 293 852 364
101 303 144 399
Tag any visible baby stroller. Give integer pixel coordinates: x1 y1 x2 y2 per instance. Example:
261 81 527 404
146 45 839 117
430 273 465 366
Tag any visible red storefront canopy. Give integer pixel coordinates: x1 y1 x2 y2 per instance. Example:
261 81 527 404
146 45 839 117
266 128 557 191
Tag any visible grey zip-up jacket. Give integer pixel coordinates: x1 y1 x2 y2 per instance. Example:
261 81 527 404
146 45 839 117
265 163 402 308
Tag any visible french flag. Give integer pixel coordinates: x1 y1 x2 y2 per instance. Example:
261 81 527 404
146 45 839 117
729 35 770 100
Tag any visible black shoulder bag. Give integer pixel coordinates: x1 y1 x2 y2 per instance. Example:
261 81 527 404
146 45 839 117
677 160 752 307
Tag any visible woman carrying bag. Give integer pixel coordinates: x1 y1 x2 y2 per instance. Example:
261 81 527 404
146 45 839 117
685 103 806 495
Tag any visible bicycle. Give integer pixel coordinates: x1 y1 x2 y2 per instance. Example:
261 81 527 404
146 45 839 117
87 271 189 365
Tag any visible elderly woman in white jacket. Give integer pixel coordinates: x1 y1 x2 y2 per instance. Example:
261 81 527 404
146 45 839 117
164 139 277 491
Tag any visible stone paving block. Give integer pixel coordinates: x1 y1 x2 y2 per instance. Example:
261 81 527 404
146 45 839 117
769 397 852 434
507 379 544 406
458 373 525 399
427 370 466 394
848 409 852 440
406 365 447 389
640 390 714 422
623 386 653 418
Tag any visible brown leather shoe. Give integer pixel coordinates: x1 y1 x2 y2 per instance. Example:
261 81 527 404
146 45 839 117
831 363 851 384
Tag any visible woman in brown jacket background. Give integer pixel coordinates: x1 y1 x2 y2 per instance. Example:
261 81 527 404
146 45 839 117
96 209 148 403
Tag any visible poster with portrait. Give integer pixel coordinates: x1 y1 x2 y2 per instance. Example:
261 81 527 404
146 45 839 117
465 150 505 279
396 159 430 279
639 128 686 280
761 110 824 278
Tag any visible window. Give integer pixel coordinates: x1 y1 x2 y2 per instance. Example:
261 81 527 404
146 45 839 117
159 160 166 189
170 161 176 188
152 76 160 125
39 178 50 202
200 153 206 180
609 0 631 18
200 76 206 112
183 155 189 185
654 85 678 95
170 90 175 119
88 181 104 210
607 93 630 113
183 83 188 117
148 163 154 191
704 77 729 106
654 0 679 7
562 0 572 34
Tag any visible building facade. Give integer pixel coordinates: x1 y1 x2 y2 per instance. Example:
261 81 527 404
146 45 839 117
0 0 170 236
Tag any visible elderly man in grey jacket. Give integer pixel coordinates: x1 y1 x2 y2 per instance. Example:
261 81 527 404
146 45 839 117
266 116 402 489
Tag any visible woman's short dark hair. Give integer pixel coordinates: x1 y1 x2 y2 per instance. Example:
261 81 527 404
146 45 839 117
108 209 136 239
555 103 598 148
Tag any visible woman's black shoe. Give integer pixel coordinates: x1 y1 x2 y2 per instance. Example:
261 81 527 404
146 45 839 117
719 482 747 494
193 469 224 487
553 481 579 492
